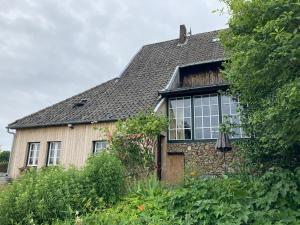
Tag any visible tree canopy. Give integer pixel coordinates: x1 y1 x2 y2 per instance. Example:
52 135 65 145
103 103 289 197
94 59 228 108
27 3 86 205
220 0 300 170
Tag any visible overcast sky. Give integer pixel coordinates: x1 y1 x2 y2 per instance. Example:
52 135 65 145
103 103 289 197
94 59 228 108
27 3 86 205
0 0 228 150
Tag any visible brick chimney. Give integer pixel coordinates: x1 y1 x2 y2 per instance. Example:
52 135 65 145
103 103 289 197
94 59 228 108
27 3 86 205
179 24 187 44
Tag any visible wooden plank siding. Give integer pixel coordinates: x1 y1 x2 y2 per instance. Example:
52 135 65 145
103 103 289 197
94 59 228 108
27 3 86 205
180 69 225 88
8 122 115 178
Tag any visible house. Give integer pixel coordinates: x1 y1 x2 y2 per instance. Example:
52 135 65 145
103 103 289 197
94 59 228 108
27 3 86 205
7 25 243 182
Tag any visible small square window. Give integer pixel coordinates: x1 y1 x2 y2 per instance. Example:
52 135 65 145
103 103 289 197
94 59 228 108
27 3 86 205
94 141 108 154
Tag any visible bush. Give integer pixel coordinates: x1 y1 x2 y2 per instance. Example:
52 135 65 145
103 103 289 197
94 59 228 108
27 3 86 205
0 151 10 163
84 151 126 204
59 168 300 225
0 167 103 225
0 162 8 172
109 113 167 179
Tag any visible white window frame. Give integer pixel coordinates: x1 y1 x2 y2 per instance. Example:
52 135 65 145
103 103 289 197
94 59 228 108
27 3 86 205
47 142 61 166
93 141 108 154
194 94 220 140
168 97 192 141
27 142 40 167
221 96 246 138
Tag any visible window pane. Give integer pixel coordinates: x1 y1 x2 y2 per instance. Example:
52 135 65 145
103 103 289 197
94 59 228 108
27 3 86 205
211 116 219 127
177 117 184 129
221 95 244 138
203 128 211 139
169 118 176 129
211 127 219 139
184 129 191 139
194 94 220 140
169 130 176 140
195 128 203 139
211 105 219 116
184 118 191 129
231 103 238 114
210 95 218 104
222 104 230 116
194 97 201 106
203 117 210 127
177 108 183 119
169 100 176 109
202 96 209 105
202 106 210 116
222 96 230 104
194 107 202 117
184 108 191 117
168 97 191 140
177 129 184 140
184 98 191 107
94 141 108 154
177 98 184 108
169 108 176 118
195 117 202 128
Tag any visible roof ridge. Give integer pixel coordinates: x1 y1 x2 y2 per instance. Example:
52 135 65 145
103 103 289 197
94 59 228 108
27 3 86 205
142 28 226 47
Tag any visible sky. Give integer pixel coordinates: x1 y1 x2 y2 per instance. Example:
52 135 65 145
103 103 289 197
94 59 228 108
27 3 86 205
0 0 228 150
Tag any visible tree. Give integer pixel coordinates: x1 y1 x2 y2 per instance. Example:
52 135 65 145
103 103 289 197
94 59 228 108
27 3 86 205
220 0 300 170
0 150 10 162
109 113 168 178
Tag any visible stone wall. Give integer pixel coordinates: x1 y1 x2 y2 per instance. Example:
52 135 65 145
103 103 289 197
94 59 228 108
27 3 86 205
167 142 241 175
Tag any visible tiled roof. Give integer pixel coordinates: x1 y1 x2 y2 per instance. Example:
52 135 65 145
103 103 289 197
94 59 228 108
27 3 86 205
8 29 225 129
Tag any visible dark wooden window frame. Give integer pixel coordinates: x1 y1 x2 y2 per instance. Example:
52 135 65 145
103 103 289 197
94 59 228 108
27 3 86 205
167 88 244 143
92 140 108 154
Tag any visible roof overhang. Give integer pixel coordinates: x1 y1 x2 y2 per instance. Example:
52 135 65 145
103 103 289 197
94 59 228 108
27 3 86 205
159 84 229 98
7 118 119 130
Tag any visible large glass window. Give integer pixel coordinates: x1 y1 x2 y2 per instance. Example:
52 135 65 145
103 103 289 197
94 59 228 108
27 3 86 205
194 94 220 139
169 97 192 140
168 94 244 141
221 96 245 138
47 142 61 166
27 143 40 166
94 141 108 154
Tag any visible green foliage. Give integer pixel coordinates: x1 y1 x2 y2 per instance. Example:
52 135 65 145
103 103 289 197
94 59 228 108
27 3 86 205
110 113 168 178
83 152 126 204
59 168 300 225
0 153 125 224
220 0 300 169
0 162 8 172
0 167 103 225
0 150 10 162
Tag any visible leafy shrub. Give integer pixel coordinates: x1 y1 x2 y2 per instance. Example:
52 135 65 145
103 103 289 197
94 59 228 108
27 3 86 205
110 113 167 178
0 162 8 172
84 151 125 204
0 167 103 225
59 168 300 225
0 150 10 162
220 0 300 169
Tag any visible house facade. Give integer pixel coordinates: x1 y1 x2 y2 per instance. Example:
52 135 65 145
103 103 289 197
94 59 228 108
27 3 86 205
7 25 242 182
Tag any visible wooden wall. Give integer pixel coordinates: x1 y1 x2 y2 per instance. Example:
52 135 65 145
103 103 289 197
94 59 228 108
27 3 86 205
8 122 115 178
180 69 224 88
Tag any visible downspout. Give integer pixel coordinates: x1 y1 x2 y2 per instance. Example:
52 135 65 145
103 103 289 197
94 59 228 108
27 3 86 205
6 128 16 177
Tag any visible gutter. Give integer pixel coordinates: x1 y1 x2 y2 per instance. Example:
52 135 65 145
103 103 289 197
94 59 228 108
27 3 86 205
6 128 16 178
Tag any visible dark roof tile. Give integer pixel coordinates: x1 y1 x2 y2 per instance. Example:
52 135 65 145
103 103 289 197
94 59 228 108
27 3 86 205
8 29 225 129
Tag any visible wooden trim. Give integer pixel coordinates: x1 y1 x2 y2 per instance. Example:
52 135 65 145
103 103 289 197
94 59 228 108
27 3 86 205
167 152 184 155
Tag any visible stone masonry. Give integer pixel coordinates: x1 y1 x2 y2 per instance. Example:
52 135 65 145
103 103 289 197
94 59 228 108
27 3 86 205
167 142 241 175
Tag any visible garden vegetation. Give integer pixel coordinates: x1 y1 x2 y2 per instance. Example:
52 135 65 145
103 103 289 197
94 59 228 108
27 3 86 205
0 0 299 224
